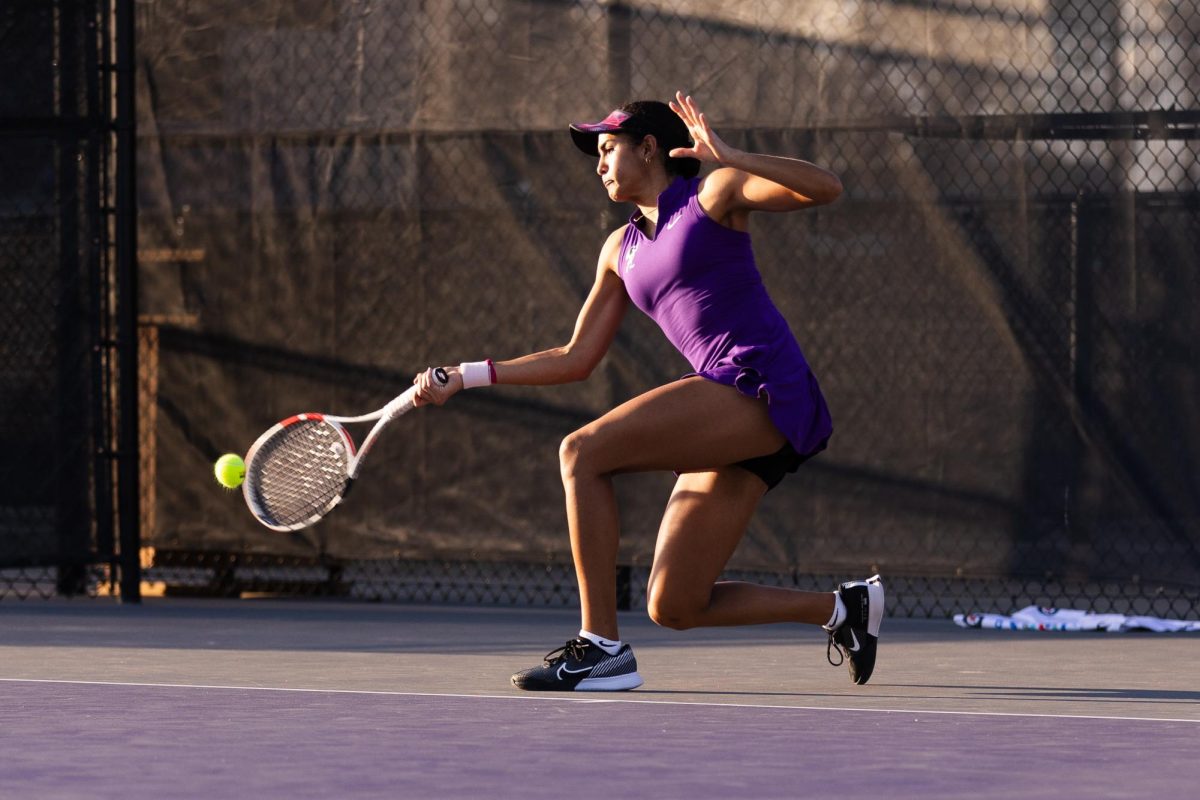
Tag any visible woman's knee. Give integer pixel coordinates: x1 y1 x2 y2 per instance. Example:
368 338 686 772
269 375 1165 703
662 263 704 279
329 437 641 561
558 429 585 479
559 426 611 480
645 582 703 631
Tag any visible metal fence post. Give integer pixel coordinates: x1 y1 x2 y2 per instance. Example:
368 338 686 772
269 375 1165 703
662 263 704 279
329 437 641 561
115 0 140 603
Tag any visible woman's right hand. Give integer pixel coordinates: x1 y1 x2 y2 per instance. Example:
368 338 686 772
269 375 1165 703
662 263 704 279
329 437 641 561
412 366 463 407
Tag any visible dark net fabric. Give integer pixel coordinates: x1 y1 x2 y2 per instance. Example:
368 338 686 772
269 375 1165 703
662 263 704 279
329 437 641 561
110 0 1200 615
2 0 109 599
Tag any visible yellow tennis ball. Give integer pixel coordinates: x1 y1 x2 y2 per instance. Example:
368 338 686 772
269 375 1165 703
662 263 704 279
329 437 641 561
214 453 245 489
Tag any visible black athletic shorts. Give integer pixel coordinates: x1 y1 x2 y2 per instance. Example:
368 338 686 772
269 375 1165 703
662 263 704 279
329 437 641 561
735 441 823 491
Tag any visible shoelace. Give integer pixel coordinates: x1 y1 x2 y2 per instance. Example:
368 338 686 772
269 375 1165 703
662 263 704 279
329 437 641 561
542 637 590 667
826 631 845 667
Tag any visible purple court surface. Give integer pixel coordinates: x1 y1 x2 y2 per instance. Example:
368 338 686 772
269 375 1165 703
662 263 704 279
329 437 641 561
2 599 1197 798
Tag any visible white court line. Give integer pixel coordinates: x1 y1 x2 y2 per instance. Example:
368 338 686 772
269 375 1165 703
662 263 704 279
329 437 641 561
1 677 1197 725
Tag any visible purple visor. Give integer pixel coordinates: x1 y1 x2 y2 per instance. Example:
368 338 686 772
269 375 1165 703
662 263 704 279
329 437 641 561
569 109 642 155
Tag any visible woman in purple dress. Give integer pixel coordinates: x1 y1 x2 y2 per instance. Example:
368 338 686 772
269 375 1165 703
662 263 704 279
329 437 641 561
415 92 883 691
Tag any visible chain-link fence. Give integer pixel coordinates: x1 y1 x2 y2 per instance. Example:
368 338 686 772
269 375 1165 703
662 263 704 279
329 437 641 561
0 0 136 600
7 1 1199 616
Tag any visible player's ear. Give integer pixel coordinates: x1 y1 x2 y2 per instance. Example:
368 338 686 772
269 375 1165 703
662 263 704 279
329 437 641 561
640 134 657 163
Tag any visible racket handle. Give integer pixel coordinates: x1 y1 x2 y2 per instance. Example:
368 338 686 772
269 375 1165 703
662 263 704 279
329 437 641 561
381 367 449 421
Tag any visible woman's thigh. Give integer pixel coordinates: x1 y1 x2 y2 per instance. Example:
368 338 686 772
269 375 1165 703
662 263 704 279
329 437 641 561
647 467 767 608
563 377 785 475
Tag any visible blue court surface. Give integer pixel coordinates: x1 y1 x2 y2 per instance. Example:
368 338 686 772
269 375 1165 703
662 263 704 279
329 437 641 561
2 599 1197 798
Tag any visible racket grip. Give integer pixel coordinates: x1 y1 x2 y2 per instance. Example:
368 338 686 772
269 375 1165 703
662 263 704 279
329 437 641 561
382 367 449 421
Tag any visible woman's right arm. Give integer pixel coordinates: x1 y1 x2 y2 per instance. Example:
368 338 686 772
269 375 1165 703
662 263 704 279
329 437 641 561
414 226 629 403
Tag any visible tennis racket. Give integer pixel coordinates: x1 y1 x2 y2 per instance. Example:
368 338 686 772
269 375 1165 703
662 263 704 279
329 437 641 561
242 368 447 531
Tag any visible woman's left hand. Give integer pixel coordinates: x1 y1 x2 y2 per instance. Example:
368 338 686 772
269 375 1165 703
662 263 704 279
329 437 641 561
668 91 740 165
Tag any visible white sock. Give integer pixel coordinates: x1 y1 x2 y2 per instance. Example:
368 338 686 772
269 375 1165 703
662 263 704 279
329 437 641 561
823 593 846 631
579 629 622 655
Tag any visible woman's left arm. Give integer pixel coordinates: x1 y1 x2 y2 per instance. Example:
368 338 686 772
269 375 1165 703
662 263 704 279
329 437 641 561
668 91 842 216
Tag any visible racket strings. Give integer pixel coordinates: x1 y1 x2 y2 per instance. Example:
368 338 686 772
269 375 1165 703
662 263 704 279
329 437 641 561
245 419 351 528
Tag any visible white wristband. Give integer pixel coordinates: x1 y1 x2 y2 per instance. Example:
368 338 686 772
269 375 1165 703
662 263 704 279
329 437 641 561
459 360 494 389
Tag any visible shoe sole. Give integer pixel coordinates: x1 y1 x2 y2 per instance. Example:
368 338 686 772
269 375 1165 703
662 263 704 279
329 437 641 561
511 672 643 692
865 574 884 637
576 672 644 691
853 575 884 685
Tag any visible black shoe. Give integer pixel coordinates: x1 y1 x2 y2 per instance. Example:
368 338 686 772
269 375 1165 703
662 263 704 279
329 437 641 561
825 574 885 685
511 637 643 692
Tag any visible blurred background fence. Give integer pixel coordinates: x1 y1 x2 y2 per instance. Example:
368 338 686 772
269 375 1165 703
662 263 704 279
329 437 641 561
3 0 1199 617
1 0 138 600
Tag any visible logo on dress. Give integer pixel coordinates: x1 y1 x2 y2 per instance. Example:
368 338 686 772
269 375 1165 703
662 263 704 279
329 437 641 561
624 242 639 272
665 209 685 231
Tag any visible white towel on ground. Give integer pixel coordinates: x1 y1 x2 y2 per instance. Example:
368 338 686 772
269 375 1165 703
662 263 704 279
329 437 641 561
953 605 1200 632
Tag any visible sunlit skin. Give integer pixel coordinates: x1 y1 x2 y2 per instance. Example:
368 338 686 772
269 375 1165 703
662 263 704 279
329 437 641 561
596 133 669 210
415 92 844 640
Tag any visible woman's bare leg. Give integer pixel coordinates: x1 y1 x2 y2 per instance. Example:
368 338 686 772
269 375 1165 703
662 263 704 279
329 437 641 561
647 468 835 629
559 377 786 639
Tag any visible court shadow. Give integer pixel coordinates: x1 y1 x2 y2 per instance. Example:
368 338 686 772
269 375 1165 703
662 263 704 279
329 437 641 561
889 683 1200 703
626 688 984 703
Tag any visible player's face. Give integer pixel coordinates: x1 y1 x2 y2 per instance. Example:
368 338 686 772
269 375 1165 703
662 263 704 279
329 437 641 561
596 133 645 201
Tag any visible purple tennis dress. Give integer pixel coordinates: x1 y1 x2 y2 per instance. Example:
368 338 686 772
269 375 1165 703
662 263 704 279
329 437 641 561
617 176 833 457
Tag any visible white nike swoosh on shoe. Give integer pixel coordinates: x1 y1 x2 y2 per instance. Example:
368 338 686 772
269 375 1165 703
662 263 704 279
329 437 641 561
846 630 861 653
557 664 594 678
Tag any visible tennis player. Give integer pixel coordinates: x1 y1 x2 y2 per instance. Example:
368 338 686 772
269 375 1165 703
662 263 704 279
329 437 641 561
414 92 883 690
